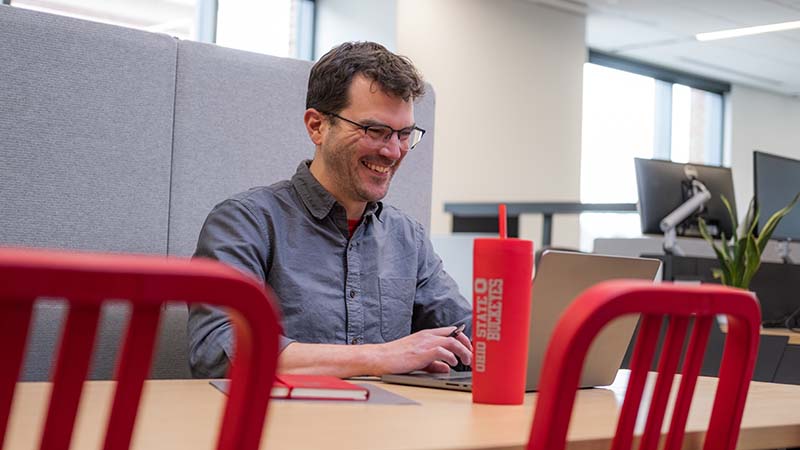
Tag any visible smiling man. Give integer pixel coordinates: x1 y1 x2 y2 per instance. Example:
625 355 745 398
187 42 472 379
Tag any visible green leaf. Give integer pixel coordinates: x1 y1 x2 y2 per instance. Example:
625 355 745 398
756 192 800 253
741 234 761 290
699 218 734 282
719 231 733 261
703 192 799 288
731 233 747 287
698 218 715 248
747 205 760 239
721 195 738 238
741 197 757 239
731 199 755 288
711 268 727 285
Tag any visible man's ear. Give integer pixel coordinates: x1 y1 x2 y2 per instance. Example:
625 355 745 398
304 108 326 145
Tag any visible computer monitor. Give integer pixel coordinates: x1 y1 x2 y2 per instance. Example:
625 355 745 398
634 158 736 238
754 151 800 242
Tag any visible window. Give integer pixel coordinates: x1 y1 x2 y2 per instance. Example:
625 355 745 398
215 0 314 58
579 51 729 251
9 0 316 58
11 0 200 40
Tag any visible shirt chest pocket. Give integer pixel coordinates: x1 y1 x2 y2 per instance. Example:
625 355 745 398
379 277 416 342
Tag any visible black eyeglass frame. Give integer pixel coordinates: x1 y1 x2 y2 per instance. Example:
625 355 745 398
319 110 426 149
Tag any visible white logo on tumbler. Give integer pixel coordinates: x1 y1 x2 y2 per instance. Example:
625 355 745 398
474 277 503 372
474 342 486 372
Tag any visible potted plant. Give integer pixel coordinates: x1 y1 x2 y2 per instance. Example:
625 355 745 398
698 192 799 290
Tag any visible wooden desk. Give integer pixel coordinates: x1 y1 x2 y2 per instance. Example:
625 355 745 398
719 324 800 345
758 327 800 345
7 372 800 450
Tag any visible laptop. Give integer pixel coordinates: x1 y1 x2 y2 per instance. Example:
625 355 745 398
381 250 662 391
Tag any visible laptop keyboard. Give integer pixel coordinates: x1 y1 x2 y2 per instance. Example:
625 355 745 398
429 372 473 381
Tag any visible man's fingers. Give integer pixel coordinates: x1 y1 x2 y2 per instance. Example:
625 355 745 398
433 347 459 366
439 337 472 366
424 360 451 373
429 325 473 351
454 332 472 351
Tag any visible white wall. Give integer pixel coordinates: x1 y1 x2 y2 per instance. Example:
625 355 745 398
728 85 800 217
397 0 587 248
314 0 397 56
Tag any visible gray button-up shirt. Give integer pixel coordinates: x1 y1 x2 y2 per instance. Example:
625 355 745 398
187 161 472 378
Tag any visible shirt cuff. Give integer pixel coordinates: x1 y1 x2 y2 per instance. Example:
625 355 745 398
279 335 296 353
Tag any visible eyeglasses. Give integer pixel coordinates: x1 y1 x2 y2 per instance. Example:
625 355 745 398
320 111 426 150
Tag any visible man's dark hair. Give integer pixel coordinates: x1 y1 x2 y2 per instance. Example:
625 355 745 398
306 41 425 113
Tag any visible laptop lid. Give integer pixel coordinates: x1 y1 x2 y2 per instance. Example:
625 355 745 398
381 251 662 392
524 251 662 391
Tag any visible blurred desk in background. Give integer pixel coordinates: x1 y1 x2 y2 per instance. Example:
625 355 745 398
445 202 637 246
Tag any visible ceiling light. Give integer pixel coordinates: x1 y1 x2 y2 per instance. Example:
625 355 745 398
696 20 800 41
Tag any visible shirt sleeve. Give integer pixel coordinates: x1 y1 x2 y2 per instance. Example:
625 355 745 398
411 221 473 338
186 198 295 379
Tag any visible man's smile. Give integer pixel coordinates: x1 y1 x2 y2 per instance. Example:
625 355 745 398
361 159 394 175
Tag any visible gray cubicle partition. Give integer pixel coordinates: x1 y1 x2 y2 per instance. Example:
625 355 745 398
0 5 437 381
0 6 189 380
0 6 175 254
168 41 314 257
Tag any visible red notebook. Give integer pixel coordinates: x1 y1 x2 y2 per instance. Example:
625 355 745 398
272 374 369 401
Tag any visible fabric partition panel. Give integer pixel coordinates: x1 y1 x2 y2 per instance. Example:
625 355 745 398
0 5 176 255
0 6 181 380
168 41 315 257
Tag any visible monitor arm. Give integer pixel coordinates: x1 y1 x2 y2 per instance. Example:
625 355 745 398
660 179 712 256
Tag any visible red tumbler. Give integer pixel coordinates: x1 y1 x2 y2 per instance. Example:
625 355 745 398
471 237 534 404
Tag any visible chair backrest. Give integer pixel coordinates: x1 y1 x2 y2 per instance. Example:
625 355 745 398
527 280 761 450
0 247 282 450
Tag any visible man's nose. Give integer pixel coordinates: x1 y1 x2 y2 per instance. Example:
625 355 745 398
379 133 403 158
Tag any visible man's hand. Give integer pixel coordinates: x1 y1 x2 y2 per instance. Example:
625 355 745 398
278 326 473 378
377 326 473 374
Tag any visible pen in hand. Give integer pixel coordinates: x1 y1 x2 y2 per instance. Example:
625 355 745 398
448 323 466 338
447 324 470 370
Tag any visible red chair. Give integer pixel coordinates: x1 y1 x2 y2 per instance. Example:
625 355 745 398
528 280 760 450
0 247 282 450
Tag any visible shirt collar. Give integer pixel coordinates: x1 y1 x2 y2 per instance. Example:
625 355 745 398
292 160 383 222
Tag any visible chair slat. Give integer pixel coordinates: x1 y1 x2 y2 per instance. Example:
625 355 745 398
611 313 662 450
705 316 760 450
103 303 162 450
0 301 34 447
639 316 689 450
40 303 101 450
664 315 712 450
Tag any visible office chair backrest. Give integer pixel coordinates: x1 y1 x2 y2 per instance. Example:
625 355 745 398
0 247 282 450
528 280 760 450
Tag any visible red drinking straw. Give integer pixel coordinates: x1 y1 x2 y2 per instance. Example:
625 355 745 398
498 203 507 239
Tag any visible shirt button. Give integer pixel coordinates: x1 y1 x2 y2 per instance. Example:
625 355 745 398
351 338 360 345
349 290 356 298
